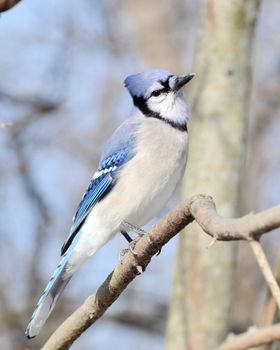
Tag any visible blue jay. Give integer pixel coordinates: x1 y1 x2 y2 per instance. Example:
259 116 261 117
25 69 194 338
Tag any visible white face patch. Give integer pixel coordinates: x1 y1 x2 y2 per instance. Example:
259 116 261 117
147 91 189 125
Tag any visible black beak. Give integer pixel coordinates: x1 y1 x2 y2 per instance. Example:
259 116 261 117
173 73 195 91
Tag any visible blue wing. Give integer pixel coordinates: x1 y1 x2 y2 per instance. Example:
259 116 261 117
61 118 140 255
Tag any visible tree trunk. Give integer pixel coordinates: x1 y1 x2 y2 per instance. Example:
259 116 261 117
166 1 261 349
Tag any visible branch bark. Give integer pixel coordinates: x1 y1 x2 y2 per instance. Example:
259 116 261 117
41 194 280 350
216 324 280 350
249 240 280 310
0 0 21 12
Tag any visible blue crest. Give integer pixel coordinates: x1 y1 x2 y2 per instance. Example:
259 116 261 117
124 69 172 98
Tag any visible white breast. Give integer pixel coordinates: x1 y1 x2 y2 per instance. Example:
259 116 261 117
120 118 188 226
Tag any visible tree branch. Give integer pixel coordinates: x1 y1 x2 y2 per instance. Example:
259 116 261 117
0 0 21 12
189 196 280 241
249 240 280 310
216 324 280 350
41 194 280 350
256 258 280 350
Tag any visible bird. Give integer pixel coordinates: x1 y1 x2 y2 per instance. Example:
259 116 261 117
25 68 195 338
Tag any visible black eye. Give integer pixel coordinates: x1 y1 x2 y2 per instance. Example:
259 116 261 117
151 90 161 97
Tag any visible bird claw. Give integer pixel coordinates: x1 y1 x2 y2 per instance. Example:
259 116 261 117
129 239 139 256
120 222 161 257
119 241 144 274
119 248 129 264
120 221 147 257
118 237 141 261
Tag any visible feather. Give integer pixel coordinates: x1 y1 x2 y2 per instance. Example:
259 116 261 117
61 118 139 256
61 173 114 255
124 69 172 98
25 232 81 338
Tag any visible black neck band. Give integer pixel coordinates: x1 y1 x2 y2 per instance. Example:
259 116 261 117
132 96 187 132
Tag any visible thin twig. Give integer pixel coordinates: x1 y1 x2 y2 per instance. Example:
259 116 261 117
249 240 280 311
256 259 280 350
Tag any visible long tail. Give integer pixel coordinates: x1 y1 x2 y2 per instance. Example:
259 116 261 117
25 251 72 339
25 231 83 339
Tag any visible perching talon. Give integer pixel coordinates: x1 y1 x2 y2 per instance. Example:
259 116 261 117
129 240 138 256
121 227 142 256
156 248 161 256
119 248 129 264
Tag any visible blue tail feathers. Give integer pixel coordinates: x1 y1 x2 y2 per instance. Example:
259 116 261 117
25 253 71 338
25 232 81 338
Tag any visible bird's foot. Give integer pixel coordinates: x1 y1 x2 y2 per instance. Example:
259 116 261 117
119 248 129 264
120 222 161 257
120 221 146 257
119 235 141 257
128 239 139 256
118 244 144 274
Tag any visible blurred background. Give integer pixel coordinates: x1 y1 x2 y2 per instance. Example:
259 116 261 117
0 0 280 349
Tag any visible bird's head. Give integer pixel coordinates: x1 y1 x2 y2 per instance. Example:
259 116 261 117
124 69 195 128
